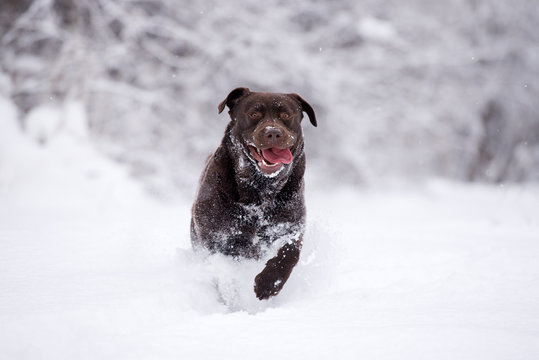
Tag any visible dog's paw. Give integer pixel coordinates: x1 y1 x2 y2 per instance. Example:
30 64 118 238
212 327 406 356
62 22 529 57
254 267 284 300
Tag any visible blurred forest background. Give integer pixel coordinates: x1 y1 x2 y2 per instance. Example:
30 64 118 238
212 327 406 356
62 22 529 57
1 0 538 195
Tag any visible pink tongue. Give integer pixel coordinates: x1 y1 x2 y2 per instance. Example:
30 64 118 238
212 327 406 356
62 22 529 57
261 148 293 164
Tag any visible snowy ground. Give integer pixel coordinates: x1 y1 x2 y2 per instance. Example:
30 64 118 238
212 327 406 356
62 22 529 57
1 100 539 359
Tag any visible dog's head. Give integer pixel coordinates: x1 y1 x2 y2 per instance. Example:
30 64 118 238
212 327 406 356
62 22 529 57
219 87 317 176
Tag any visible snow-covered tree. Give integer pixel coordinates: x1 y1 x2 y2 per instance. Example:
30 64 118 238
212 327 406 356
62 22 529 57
1 0 538 193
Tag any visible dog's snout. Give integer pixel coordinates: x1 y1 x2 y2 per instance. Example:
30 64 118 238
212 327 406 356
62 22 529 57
253 121 295 149
264 127 283 139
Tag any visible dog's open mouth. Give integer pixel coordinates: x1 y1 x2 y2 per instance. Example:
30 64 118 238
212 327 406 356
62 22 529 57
248 146 293 174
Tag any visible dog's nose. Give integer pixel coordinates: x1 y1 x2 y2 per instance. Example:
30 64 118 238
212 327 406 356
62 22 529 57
264 127 282 139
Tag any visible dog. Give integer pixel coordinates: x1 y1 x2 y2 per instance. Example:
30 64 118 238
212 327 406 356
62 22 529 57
191 87 317 300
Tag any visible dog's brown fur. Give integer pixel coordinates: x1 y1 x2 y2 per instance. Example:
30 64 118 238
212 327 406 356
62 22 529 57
191 87 316 299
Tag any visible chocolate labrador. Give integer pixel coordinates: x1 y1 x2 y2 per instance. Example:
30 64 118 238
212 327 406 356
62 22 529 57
191 87 317 300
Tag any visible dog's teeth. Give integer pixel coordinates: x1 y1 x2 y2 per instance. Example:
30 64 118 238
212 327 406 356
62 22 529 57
261 159 278 167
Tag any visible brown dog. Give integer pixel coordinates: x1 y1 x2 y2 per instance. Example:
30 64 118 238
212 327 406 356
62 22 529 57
191 87 317 300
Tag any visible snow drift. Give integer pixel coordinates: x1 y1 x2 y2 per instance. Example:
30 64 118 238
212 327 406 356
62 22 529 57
1 96 539 359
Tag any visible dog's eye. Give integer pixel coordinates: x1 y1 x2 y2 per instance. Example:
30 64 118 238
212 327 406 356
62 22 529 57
249 112 262 120
280 113 290 120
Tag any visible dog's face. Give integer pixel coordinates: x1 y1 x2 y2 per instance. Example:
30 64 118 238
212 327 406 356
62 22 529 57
219 88 317 176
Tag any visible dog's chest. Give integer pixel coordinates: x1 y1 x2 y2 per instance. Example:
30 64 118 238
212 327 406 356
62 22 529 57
237 202 303 247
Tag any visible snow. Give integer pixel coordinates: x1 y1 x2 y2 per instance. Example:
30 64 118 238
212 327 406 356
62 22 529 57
4 0 538 188
357 17 398 43
1 98 539 359
24 102 88 145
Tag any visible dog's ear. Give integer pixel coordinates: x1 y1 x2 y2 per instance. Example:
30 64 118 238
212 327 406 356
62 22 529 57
289 93 317 127
218 87 251 113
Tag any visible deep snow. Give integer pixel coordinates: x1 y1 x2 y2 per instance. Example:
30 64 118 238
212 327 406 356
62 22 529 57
1 98 539 359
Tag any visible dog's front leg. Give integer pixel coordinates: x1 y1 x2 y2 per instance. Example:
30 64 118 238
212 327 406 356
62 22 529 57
254 239 302 300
